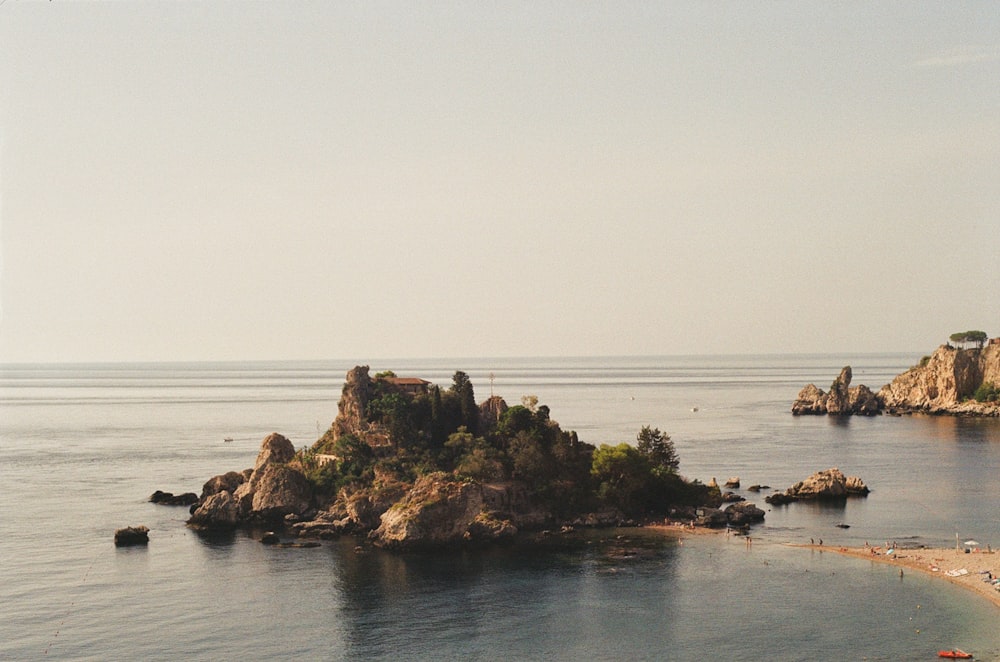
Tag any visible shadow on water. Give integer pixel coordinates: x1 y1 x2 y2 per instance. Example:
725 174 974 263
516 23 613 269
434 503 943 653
326 529 680 659
192 527 238 548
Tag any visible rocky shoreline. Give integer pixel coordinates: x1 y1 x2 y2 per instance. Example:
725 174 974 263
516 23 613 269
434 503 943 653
792 343 1000 417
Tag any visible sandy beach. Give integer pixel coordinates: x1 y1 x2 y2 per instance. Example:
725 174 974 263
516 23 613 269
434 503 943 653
794 543 1000 610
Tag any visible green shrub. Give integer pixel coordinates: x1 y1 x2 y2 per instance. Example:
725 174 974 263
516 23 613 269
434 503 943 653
973 381 1000 403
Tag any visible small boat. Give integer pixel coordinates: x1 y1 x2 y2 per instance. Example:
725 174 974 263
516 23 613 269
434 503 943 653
938 649 973 659
223 437 233 443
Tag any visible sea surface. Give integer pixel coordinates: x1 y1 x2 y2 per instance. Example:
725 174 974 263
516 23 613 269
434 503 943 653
2 355 1000 661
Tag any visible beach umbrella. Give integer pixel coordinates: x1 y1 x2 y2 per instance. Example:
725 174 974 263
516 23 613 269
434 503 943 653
963 540 980 546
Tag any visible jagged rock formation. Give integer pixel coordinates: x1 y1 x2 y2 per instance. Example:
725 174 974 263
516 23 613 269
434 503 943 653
478 395 508 433
188 433 313 528
792 343 1000 417
792 366 880 416
878 344 1000 415
765 468 869 504
329 365 395 446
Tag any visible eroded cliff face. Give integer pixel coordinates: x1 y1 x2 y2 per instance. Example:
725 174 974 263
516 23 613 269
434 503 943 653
878 344 1000 415
332 365 372 438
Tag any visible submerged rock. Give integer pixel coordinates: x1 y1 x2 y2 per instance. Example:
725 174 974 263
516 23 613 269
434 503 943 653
149 490 198 506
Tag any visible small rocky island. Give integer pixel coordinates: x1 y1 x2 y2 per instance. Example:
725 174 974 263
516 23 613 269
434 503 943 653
184 367 760 549
793 341 1000 417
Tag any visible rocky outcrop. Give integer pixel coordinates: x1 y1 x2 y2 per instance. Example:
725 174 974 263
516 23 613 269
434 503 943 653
791 384 827 415
149 490 198 506
369 472 518 549
792 366 880 416
478 395 509 433
189 433 313 528
724 501 765 526
253 432 297 470
686 503 764 528
794 344 1000 417
241 463 313 521
878 345 1000 416
825 366 852 415
332 365 372 438
200 471 246 500
766 468 868 504
114 525 149 547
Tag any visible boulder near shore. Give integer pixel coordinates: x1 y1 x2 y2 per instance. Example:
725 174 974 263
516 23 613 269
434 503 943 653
765 468 869 505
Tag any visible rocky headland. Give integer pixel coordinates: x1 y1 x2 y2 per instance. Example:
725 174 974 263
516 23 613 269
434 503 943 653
184 366 759 550
792 343 1000 417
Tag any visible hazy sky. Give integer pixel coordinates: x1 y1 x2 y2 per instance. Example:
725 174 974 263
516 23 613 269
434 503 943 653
1 2 998 362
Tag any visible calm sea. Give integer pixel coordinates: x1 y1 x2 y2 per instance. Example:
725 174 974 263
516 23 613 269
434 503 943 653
2 355 999 661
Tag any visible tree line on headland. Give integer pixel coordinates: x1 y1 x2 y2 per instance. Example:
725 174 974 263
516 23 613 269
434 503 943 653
948 330 989 349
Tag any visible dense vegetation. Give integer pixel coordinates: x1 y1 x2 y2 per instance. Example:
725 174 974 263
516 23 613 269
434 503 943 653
306 371 714 519
973 381 1000 403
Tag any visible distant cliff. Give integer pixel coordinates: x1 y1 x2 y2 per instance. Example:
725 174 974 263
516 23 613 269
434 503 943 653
793 343 1000 417
878 344 1000 416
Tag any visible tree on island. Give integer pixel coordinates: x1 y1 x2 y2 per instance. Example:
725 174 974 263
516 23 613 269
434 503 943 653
949 330 988 349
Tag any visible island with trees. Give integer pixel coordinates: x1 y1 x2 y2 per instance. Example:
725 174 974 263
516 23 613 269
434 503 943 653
184 366 764 549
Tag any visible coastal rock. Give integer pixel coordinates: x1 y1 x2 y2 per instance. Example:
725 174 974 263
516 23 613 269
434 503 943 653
825 367 852 415
189 433 313 528
694 507 729 528
848 384 880 416
332 365 372 438
370 472 495 549
795 344 1000 417
878 345 1000 415
720 491 745 503
465 511 518 542
200 471 246 500
724 477 740 489
253 432 296 471
791 384 829 415
765 491 797 505
188 490 241 527
114 525 150 547
149 490 198 506
724 501 765 525
792 366 884 416
247 463 313 521
784 468 869 500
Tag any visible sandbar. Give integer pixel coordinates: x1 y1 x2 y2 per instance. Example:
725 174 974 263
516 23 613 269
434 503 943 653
793 543 1000 610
